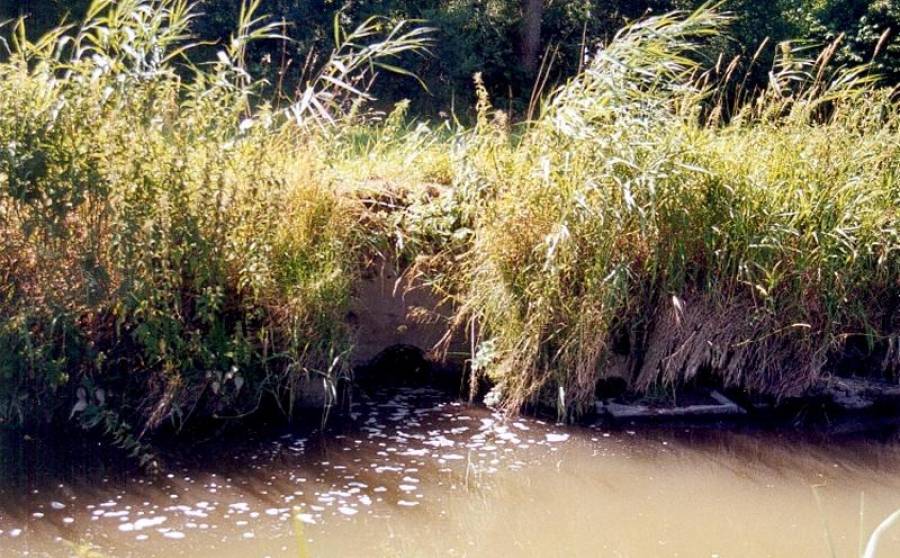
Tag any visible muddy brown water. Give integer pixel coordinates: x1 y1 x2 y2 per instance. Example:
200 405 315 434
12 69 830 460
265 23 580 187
2 388 900 557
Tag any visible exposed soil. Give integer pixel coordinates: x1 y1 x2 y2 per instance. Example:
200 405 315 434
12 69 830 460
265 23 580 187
348 266 900 432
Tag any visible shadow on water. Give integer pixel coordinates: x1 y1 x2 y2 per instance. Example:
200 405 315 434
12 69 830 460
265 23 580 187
2 388 900 557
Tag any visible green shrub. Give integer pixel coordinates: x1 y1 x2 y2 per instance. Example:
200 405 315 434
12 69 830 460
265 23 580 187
0 0 369 454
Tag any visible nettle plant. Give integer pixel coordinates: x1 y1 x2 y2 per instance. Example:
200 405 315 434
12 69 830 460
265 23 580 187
0 0 431 461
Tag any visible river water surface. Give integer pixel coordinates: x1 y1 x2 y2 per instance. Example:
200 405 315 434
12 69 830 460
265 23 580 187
2 387 900 557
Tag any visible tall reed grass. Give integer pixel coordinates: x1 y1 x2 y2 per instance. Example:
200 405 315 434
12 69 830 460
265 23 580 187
397 8 900 416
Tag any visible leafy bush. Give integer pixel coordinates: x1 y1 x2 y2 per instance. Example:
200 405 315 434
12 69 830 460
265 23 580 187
0 0 430 456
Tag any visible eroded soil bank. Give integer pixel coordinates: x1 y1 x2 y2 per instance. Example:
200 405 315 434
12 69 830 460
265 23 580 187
349 261 900 433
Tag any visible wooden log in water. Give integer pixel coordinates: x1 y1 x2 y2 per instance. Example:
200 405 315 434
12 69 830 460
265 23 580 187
596 391 747 421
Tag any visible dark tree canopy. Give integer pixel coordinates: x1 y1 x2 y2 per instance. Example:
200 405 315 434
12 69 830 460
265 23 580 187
3 0 897 116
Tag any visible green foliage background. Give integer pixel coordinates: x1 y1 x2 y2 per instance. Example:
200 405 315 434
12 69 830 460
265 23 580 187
4 1 899 115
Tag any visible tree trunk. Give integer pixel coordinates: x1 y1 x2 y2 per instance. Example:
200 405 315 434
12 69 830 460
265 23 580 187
520 0 543 77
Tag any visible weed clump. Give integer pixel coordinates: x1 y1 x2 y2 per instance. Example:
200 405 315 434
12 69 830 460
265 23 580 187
0 0 432 456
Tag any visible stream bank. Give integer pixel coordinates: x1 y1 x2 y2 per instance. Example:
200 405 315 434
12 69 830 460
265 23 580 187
348 260 900 436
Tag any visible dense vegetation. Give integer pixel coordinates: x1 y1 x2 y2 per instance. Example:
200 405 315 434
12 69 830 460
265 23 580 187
0 0 385 459
0 0 897 457
417 12 900 415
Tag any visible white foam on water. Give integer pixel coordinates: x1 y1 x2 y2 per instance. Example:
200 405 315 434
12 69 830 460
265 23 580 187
131 516 167 531
401 448 429 457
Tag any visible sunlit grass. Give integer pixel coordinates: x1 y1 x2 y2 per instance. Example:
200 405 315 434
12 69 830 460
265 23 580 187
392 8 900 416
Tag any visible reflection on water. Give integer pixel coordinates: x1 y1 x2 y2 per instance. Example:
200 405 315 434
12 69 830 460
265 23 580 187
2 388 900 557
